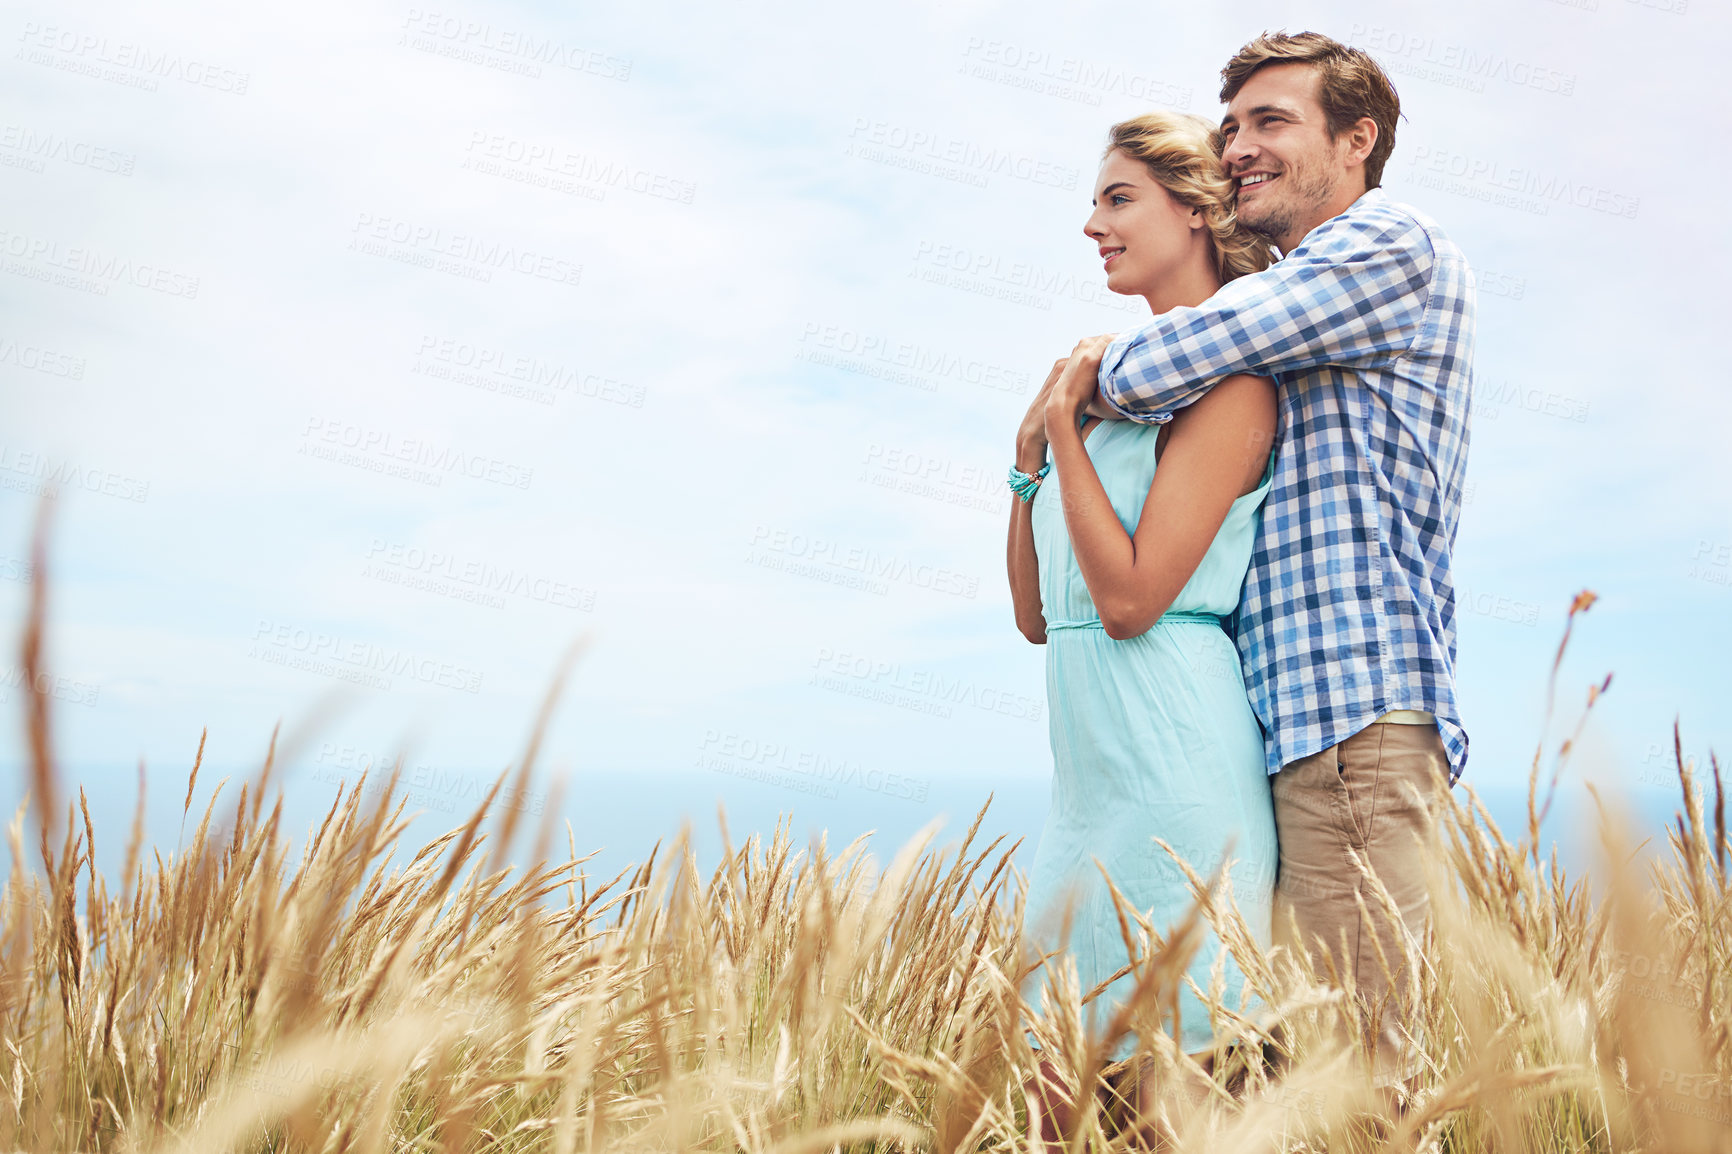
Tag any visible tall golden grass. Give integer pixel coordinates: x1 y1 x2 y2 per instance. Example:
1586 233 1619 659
4 524 1729 1153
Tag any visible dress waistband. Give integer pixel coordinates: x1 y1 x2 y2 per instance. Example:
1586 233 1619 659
1045 610 1225 632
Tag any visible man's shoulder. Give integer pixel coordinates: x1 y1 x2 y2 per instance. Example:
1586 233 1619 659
1371 193 1476 316
1358 189 1468 267
1296 189 1463 276
1374 189 1439 231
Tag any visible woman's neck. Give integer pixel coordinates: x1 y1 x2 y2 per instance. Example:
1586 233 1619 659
1140 253 1223 315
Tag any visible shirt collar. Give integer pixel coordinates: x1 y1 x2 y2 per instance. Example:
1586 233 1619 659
1273 186 1387 260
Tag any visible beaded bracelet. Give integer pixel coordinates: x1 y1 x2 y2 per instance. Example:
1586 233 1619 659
1007 462 1050 502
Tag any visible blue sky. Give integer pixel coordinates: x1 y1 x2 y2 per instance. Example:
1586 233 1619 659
1 0 1727 878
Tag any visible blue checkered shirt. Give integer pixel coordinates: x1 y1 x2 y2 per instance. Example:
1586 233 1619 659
1097 188 1474 781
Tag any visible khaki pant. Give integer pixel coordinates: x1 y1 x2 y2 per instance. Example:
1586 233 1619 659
1270 719 1450 1079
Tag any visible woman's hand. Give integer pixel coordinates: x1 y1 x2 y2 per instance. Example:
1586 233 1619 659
1046 335 1116 432
1015 357 1069 472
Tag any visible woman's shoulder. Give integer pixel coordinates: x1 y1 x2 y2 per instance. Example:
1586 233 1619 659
1167 374 1275 428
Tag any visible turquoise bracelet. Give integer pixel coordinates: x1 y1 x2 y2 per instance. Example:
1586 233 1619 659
1008 461 1050 502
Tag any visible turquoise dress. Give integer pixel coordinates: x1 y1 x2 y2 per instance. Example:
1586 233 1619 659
1022 416 1278 1059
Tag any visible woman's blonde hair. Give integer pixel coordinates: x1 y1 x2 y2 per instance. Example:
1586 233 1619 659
1103 110 1274 282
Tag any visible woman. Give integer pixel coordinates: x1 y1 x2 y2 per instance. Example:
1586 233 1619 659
1006 110 1279 1138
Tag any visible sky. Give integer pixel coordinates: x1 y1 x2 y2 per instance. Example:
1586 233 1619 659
1 0 1727 883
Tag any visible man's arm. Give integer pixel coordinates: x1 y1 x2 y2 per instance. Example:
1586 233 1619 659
1097 210 1435 423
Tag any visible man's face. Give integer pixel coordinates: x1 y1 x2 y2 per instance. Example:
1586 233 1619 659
1220 63 1352 248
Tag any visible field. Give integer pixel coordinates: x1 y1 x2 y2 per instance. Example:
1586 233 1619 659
4 564 1729 1153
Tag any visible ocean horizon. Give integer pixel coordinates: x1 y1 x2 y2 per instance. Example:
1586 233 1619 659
3 757 1709 908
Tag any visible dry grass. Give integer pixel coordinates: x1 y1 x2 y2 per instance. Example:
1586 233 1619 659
4 524 1729 1153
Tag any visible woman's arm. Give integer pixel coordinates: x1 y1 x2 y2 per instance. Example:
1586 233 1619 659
1008 359 1067 644
1046 337 1275 642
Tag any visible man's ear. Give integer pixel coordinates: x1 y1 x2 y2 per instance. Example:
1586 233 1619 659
1343 116 1378 169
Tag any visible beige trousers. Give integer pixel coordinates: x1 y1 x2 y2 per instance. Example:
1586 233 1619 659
1270 717 1450 1078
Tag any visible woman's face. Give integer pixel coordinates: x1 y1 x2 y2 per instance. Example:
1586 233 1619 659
1083 149 1207 296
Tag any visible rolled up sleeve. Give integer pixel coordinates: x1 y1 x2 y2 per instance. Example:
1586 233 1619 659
1098 214 1435 423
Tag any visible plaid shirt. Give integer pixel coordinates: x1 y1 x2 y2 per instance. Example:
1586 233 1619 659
1097 187 1474 781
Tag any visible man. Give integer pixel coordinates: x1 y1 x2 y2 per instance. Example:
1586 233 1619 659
1079 30 1474 1084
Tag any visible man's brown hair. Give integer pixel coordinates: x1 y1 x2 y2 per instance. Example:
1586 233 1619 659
1219 31 1401 189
